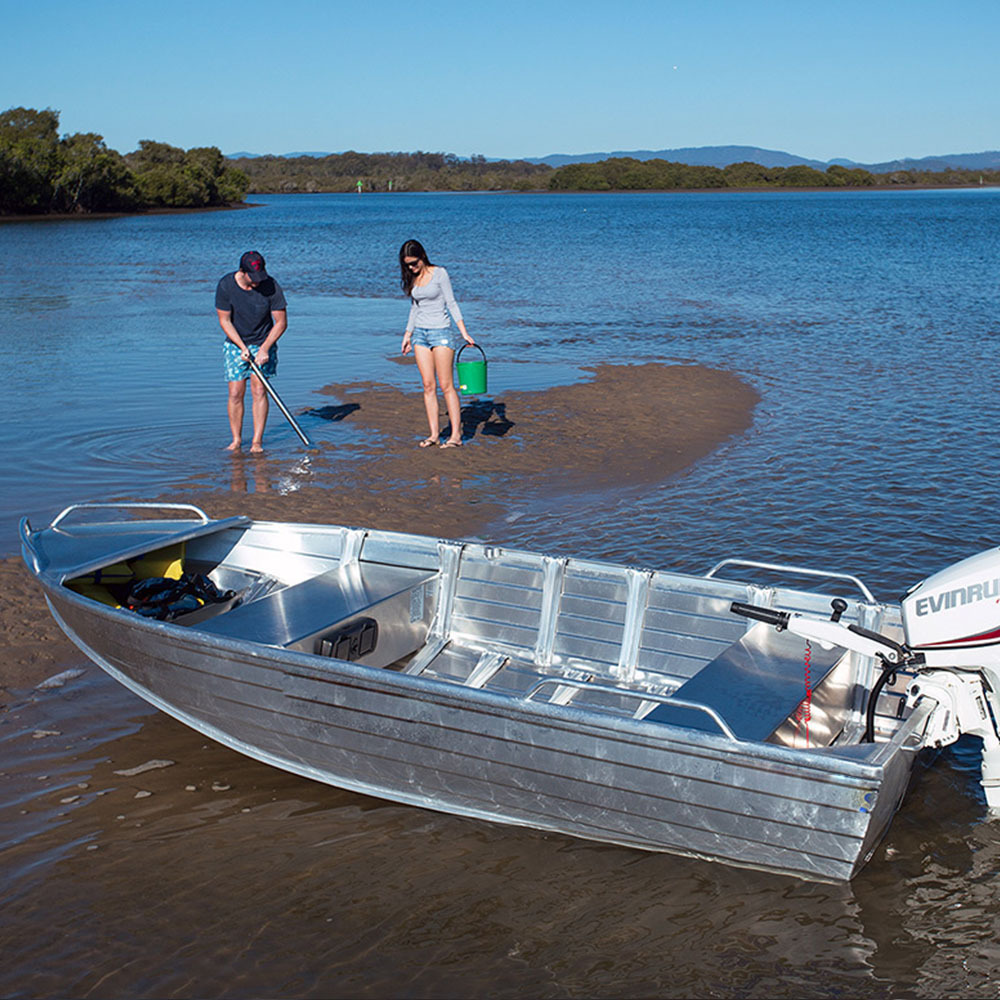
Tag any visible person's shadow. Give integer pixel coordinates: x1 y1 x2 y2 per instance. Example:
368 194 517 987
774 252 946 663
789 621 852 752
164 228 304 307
456 399 514 441
307 403 361 422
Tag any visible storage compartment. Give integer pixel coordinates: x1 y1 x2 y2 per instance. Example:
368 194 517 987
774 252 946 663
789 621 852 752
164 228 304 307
197 562 438 669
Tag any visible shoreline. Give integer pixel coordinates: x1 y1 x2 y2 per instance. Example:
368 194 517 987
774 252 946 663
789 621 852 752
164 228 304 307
241 183 1000 196
0 202 255 224
1 361 758 698
3 188 993 225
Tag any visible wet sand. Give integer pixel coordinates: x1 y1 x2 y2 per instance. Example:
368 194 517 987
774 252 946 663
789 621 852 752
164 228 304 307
1 362 755 698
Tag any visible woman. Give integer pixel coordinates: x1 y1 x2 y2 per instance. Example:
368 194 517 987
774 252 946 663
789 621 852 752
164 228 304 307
399 239 475 448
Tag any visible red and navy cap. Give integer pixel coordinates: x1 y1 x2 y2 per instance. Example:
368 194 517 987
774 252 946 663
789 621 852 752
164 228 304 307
239 250 269 284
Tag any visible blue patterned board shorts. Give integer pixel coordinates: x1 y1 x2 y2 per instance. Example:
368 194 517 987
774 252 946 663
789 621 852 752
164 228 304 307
223 340 278 381
410 326 457 350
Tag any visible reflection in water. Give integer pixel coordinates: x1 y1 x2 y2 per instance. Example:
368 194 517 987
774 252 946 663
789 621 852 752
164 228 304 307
3 672 1000 998
851 741 1000 996
227 453 315 495
427 473 465 490
229 453 272 494
0 677 880 998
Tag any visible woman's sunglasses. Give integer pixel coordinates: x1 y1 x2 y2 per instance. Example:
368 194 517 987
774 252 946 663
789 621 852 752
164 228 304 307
404 259 422 269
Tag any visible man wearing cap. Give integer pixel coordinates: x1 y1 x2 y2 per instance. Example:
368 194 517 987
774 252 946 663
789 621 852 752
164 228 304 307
215 250 288 452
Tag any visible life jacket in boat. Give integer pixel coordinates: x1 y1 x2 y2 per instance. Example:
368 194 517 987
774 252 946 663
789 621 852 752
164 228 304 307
126 572 235 620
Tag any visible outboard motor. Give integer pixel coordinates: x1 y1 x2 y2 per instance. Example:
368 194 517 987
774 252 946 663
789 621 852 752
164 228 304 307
733 546 1000 810
899 547 1000 807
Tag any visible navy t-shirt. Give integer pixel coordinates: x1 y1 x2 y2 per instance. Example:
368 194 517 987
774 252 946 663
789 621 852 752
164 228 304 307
215 272 287 346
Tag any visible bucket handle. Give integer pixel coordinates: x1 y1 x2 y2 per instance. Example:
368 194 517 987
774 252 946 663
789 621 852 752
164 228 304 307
455 343 486 364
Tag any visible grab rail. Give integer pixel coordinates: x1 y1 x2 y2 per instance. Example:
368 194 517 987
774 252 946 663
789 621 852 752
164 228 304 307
524 676 739 741
50 502 211 530
704 558 876 603
19 517 41 573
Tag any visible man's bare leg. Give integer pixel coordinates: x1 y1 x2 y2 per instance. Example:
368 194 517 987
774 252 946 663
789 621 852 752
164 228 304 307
249 375 269 453
227 380 246 451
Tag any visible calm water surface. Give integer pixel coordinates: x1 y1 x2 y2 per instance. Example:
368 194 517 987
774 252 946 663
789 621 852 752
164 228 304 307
2 191 1000 998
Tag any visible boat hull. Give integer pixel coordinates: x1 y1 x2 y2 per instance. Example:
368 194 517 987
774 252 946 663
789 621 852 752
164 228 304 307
46 584 912 882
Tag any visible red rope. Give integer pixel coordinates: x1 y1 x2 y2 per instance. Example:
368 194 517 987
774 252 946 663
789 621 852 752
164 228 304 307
795 640 813 746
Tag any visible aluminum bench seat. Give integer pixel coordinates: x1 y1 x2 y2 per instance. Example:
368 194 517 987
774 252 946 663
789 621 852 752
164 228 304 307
643 623 846 742
197 562 437 667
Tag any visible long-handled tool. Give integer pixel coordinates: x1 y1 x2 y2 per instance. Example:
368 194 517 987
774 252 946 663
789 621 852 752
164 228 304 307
245 354 313 446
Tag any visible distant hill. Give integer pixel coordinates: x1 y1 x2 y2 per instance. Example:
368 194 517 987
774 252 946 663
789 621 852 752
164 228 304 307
227 150 339 159
861 151 1000 172
525 145 830 169
225 146 1000 175
524 145 1000 174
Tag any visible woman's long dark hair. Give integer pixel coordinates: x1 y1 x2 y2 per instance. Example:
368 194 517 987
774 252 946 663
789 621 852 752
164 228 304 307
399 239 431 297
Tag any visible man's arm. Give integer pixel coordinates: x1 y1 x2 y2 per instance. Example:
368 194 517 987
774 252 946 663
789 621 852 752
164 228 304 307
216 308 250 358
256 310 287 365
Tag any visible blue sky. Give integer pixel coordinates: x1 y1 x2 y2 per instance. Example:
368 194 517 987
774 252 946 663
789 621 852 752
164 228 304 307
3 0 998 163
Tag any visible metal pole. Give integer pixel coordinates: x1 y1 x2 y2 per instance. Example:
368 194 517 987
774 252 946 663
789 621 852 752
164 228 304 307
245 355 313 447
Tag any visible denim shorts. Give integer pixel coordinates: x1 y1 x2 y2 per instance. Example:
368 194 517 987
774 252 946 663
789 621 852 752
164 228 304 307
410 326 457 350
223 340 278 381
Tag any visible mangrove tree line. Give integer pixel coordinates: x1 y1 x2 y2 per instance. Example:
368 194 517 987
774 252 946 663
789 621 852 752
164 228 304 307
231 150 552 193
0 107 249 215
545 157 1000 190
232 150 1000 193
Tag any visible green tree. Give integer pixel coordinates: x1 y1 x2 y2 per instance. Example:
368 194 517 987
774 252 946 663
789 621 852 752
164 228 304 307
723 161 771 187
127 140 200 206
185 146 248 203
0 106 61 212
780 165 830 187
54 132 138 212
124 140 246 207
825 164 875 187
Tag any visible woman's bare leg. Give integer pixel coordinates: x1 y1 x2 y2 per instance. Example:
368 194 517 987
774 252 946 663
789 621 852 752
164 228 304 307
413 345 441 443
434 347 462 445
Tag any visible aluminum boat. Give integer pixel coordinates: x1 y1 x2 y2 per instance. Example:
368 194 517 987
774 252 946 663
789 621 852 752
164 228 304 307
20 503 1000 881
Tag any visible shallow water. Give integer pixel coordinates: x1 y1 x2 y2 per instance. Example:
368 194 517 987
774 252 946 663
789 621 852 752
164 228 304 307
4 191 1000 997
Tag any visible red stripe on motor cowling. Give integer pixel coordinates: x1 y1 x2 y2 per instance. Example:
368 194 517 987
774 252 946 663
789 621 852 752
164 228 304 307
918 622 1000 648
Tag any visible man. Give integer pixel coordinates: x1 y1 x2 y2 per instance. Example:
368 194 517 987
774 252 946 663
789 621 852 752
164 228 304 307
215 250 287 453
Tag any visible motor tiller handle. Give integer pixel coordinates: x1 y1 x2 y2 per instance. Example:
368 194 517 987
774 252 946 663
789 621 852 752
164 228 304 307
730 602 791 628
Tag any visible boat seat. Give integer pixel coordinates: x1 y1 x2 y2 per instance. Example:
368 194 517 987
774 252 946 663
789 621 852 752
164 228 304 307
643 622 845 741
196 561 437 667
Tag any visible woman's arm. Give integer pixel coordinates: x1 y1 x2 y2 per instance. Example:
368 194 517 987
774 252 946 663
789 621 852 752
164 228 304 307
439 269 475 344
401 298 417 353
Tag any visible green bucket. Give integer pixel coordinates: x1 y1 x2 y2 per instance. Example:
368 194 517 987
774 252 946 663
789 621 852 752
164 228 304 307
456 343 488 395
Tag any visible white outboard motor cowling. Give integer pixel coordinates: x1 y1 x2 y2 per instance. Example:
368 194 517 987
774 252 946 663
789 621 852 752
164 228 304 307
902 546 1000 664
